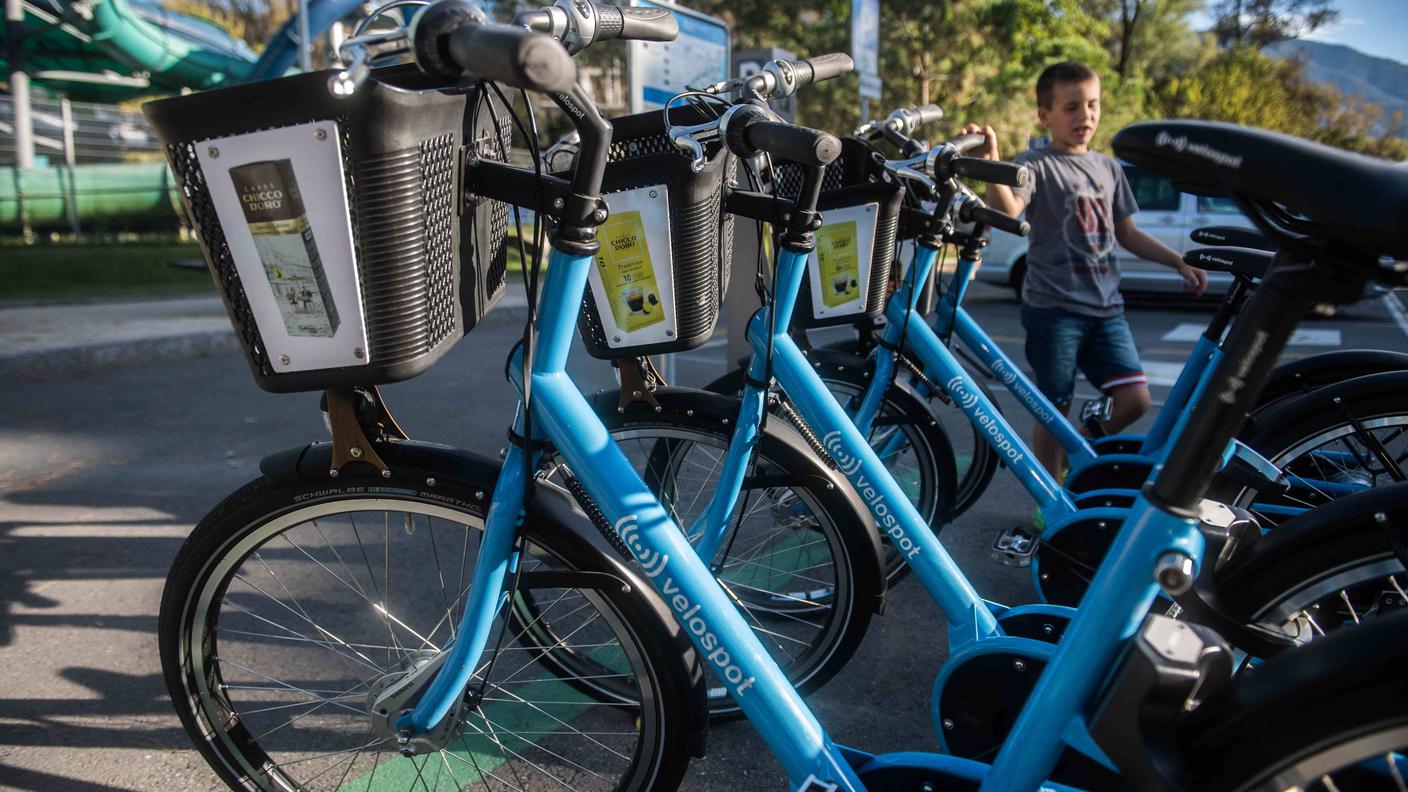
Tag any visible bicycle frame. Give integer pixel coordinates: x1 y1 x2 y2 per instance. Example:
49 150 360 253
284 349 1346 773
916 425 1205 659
391 221 1234 790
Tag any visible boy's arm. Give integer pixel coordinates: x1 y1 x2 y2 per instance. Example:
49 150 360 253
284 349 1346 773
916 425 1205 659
960 123 1027 218
1114 217 1209 296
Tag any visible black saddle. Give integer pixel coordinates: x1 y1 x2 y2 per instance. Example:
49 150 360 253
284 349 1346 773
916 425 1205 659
1189 225 1274 253
1184 247 1273 281
1113 121 1408 260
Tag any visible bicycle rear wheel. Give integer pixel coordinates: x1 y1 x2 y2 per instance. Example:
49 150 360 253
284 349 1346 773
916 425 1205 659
704 357 962 582
160 470 695 791
1212 372 1408 524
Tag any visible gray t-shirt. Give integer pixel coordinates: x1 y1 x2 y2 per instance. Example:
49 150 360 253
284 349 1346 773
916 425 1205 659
1012 147 1138 317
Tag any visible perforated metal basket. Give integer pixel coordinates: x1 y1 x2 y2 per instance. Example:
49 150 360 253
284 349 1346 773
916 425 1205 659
574 106 737 360
774 138 904 329
144 65 511 393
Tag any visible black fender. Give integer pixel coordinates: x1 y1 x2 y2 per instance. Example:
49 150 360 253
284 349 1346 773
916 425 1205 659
1257 348 1408 410
587 386 889 613
259 439 711 757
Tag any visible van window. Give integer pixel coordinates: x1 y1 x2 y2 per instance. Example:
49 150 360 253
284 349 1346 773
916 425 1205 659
1125 167 1180 212
1197 194 1242 215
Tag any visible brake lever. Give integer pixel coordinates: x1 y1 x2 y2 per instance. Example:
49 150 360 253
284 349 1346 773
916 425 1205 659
330 29 413 96
666 121 720 173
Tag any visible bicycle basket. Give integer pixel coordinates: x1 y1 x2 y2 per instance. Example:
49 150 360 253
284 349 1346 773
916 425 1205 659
773 138 905 329
574 105 737 360
143 65 511 394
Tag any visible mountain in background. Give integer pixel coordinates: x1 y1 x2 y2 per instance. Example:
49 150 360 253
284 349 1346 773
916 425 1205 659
1267 39 1408 135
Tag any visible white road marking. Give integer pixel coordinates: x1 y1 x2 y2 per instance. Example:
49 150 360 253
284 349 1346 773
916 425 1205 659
1077 360 1184 388
1383 291 1408 342
1161 323 1340 346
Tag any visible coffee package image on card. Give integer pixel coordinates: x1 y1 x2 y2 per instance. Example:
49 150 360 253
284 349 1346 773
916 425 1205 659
230 159 340 337
816 220 861 308
596 209 665 332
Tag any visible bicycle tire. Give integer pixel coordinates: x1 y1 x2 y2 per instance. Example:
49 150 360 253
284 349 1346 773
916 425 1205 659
1209 371 1408 521
1212 481 1408 643
1181 608 1408 791
160 460 699 792
1255 348 1408 409
533 389 885 718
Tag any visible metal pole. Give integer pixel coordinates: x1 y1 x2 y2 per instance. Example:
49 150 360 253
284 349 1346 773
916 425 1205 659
5 0 33 169
60 96 80 239
297 0 312 71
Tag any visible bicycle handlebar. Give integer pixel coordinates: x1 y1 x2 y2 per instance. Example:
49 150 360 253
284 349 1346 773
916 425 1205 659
947 134 986 154
719 104 839 167
596 4 678 41
747 120 842 167
950 156 1030 188
795 53 854 86
413 1 577 92
962 202 1029 236
516 0 677 54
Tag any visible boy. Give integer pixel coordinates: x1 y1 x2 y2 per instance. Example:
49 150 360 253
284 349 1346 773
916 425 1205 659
963 61 1208 483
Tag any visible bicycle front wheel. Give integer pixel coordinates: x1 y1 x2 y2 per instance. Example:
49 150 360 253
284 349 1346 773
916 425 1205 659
161 470 694 792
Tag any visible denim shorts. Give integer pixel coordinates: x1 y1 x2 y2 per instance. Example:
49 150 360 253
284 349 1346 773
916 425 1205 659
1021 304 1147 407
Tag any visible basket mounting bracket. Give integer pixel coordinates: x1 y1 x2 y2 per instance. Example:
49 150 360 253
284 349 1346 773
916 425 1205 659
616 356 666 413
325 386 409 478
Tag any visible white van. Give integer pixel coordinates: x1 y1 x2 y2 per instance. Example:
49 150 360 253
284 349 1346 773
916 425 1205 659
975 163 1258 298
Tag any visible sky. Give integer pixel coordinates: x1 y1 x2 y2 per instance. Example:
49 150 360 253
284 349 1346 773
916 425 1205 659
1192 0 1408 65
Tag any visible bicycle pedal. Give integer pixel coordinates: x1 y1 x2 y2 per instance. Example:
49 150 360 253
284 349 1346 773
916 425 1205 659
991 526 1038 567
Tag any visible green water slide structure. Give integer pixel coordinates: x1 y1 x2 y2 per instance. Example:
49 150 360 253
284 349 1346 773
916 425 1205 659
2 0 361 232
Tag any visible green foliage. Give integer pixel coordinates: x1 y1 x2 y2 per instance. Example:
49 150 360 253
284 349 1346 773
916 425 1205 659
1158 47 1408 159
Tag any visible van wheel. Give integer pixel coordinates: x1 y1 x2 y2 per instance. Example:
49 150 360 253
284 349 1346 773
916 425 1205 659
1010 256 1026 301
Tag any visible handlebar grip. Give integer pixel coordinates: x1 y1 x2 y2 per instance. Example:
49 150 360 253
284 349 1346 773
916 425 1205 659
947 134 986 154
910 104 944 128
951 156 1031 188
796 53 854 86
595 4 678 42
445 22 578 93
968 205 1029 237
745 120 841 168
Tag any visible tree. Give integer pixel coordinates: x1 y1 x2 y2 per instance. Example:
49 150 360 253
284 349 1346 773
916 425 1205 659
1209 0 1338 48
163 0 295 49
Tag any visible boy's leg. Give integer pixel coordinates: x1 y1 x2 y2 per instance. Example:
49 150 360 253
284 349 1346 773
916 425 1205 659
1022 304 1082 482
1078 313 1151 435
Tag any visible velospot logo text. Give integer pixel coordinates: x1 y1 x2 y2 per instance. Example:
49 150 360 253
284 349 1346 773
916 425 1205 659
946 376 1026 466
821 432 922 560
614 515 757 696
820 430 862 476
989 359 1055 426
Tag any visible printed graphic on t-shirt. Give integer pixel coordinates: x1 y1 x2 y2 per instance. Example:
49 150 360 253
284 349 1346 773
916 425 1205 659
1062 189 1116 274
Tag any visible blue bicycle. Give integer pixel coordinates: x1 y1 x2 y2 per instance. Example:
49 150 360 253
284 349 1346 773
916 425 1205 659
151 2 1408 789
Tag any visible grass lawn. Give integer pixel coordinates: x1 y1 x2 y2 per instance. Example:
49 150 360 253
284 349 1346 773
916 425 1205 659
1 238 528 302
0 242 215 302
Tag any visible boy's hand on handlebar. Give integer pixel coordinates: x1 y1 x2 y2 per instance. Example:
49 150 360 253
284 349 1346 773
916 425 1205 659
960 123 1000 161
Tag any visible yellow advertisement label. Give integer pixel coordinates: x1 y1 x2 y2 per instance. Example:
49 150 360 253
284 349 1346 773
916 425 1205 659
816 220 860 308
596 210 665 332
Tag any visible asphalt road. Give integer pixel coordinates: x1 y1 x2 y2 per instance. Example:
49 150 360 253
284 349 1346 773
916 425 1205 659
3 281 1406 790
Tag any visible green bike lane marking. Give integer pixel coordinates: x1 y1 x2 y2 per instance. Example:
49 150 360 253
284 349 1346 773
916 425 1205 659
337 651 624 790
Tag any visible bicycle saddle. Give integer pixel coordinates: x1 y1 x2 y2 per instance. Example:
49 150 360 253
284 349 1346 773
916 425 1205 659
1184 247 1272 281
1113 121 1408 260
1190 225 1274 253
